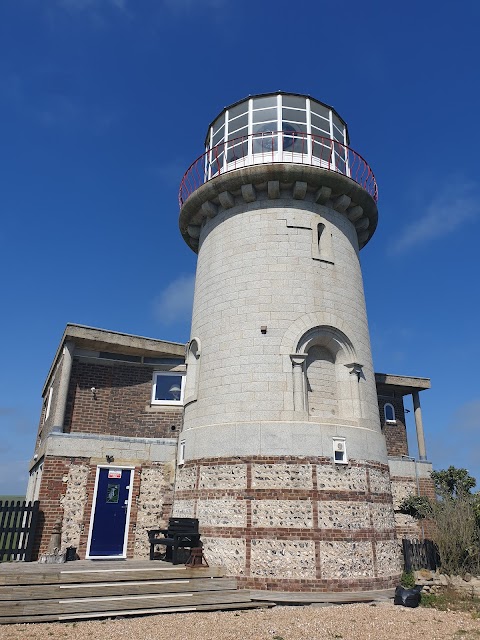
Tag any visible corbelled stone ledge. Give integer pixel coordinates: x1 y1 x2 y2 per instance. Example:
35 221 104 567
179 164 378 252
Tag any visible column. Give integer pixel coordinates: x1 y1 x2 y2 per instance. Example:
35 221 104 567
52 340 75 433
290 354 307 413
413 390 427 461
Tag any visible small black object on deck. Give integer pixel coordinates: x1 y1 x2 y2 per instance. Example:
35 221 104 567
148 518 201 564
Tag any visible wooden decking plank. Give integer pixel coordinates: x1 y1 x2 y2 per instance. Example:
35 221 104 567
0 589 250 617
0 577 237 601
249 588 395 603
0 601 272 624
0 565 224 586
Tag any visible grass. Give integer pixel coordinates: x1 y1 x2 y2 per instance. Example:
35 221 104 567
420 586 480 618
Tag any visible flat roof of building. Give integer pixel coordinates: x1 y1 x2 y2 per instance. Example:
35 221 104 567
42 324 186 394
375 372 431 396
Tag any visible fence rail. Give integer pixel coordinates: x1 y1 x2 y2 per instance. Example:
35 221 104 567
0 500 40 562
179 131 378 207
402 538 440 573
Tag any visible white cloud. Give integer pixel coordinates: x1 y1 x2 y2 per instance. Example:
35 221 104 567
392 178 480 253
154 274 195 325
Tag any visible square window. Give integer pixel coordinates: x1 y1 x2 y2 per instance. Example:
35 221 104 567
152 372 186 405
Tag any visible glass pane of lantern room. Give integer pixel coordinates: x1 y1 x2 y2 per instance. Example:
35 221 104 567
228 102 248 121
253 108 278 123
282 95 306 110
253 96 277 110
310 101 330 120
155 375 183 402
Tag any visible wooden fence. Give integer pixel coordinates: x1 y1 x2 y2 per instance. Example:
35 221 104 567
402 538 440 572
0 501 40 562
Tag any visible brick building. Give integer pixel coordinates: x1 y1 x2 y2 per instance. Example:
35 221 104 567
27 323 432 561
26 324 185 559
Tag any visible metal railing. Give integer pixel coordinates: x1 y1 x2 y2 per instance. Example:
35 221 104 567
179 131 378 207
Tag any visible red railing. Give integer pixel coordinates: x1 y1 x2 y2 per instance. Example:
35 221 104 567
179 131 378 207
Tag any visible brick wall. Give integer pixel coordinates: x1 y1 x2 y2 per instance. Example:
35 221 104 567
64 360 183 438
34 456 175 559
377 396 409 457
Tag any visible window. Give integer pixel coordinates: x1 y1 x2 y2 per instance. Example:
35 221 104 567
384 403 396 424
43 386 53 424
178 440 186 465
151 372 186 405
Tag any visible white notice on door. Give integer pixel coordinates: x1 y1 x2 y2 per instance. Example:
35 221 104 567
108 468 122 479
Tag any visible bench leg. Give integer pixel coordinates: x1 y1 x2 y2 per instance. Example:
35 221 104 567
150 544 154 561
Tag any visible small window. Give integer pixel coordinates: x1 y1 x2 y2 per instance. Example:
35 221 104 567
151 372 186 405
43 386 53 424
178 440 186 465
384 403 396 424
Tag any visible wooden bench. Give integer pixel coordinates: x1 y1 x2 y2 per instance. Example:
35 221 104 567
148 518 201 564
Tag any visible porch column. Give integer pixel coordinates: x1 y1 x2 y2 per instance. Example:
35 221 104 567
52 340 75 432
413 390 427 461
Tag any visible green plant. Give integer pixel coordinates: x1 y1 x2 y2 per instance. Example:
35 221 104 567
398 466 480 576
400 571 416 588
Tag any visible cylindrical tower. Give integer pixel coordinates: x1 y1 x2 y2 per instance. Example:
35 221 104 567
174 93 401 592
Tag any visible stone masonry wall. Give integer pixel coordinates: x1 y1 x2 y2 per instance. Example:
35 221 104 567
390 475 437 540
60 464 90 550
174 456 401 592
133 462 175 558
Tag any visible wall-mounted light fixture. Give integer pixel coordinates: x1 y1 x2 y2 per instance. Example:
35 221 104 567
345 362 364 381
106 455 114 463
90 387 97 400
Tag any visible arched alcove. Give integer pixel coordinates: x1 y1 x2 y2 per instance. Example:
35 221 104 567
291 326 359 419
184 337 201 404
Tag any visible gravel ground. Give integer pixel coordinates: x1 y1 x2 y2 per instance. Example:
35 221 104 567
1 603 479 640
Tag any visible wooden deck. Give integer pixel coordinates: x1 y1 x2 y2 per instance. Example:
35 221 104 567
0 560 270 624
0 560 395 623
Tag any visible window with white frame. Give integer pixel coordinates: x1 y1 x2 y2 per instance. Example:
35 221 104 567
43 386 53 424
384 403 396 424
151 371 186 405
178 440 186 465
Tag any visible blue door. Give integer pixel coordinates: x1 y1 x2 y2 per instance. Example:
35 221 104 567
88 467 132 558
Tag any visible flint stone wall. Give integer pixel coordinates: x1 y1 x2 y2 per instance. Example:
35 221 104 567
317 465 367 492
390 478 417 509
317 500 370 530
60 464 89 550
369 468 391 494
175 466 197 491
375 540 403 576
252 464 312 489
202 536 246 575
320 541 374 579
370 503 396 530
197 498 246 527
250 539 316 579
134 465 174 558
171 499 195 518
252 499 313 528
199 464 247 489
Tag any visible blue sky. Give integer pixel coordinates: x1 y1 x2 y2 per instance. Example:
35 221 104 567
1 0 479 495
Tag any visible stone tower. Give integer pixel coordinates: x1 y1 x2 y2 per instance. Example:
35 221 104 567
174 93 401 592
